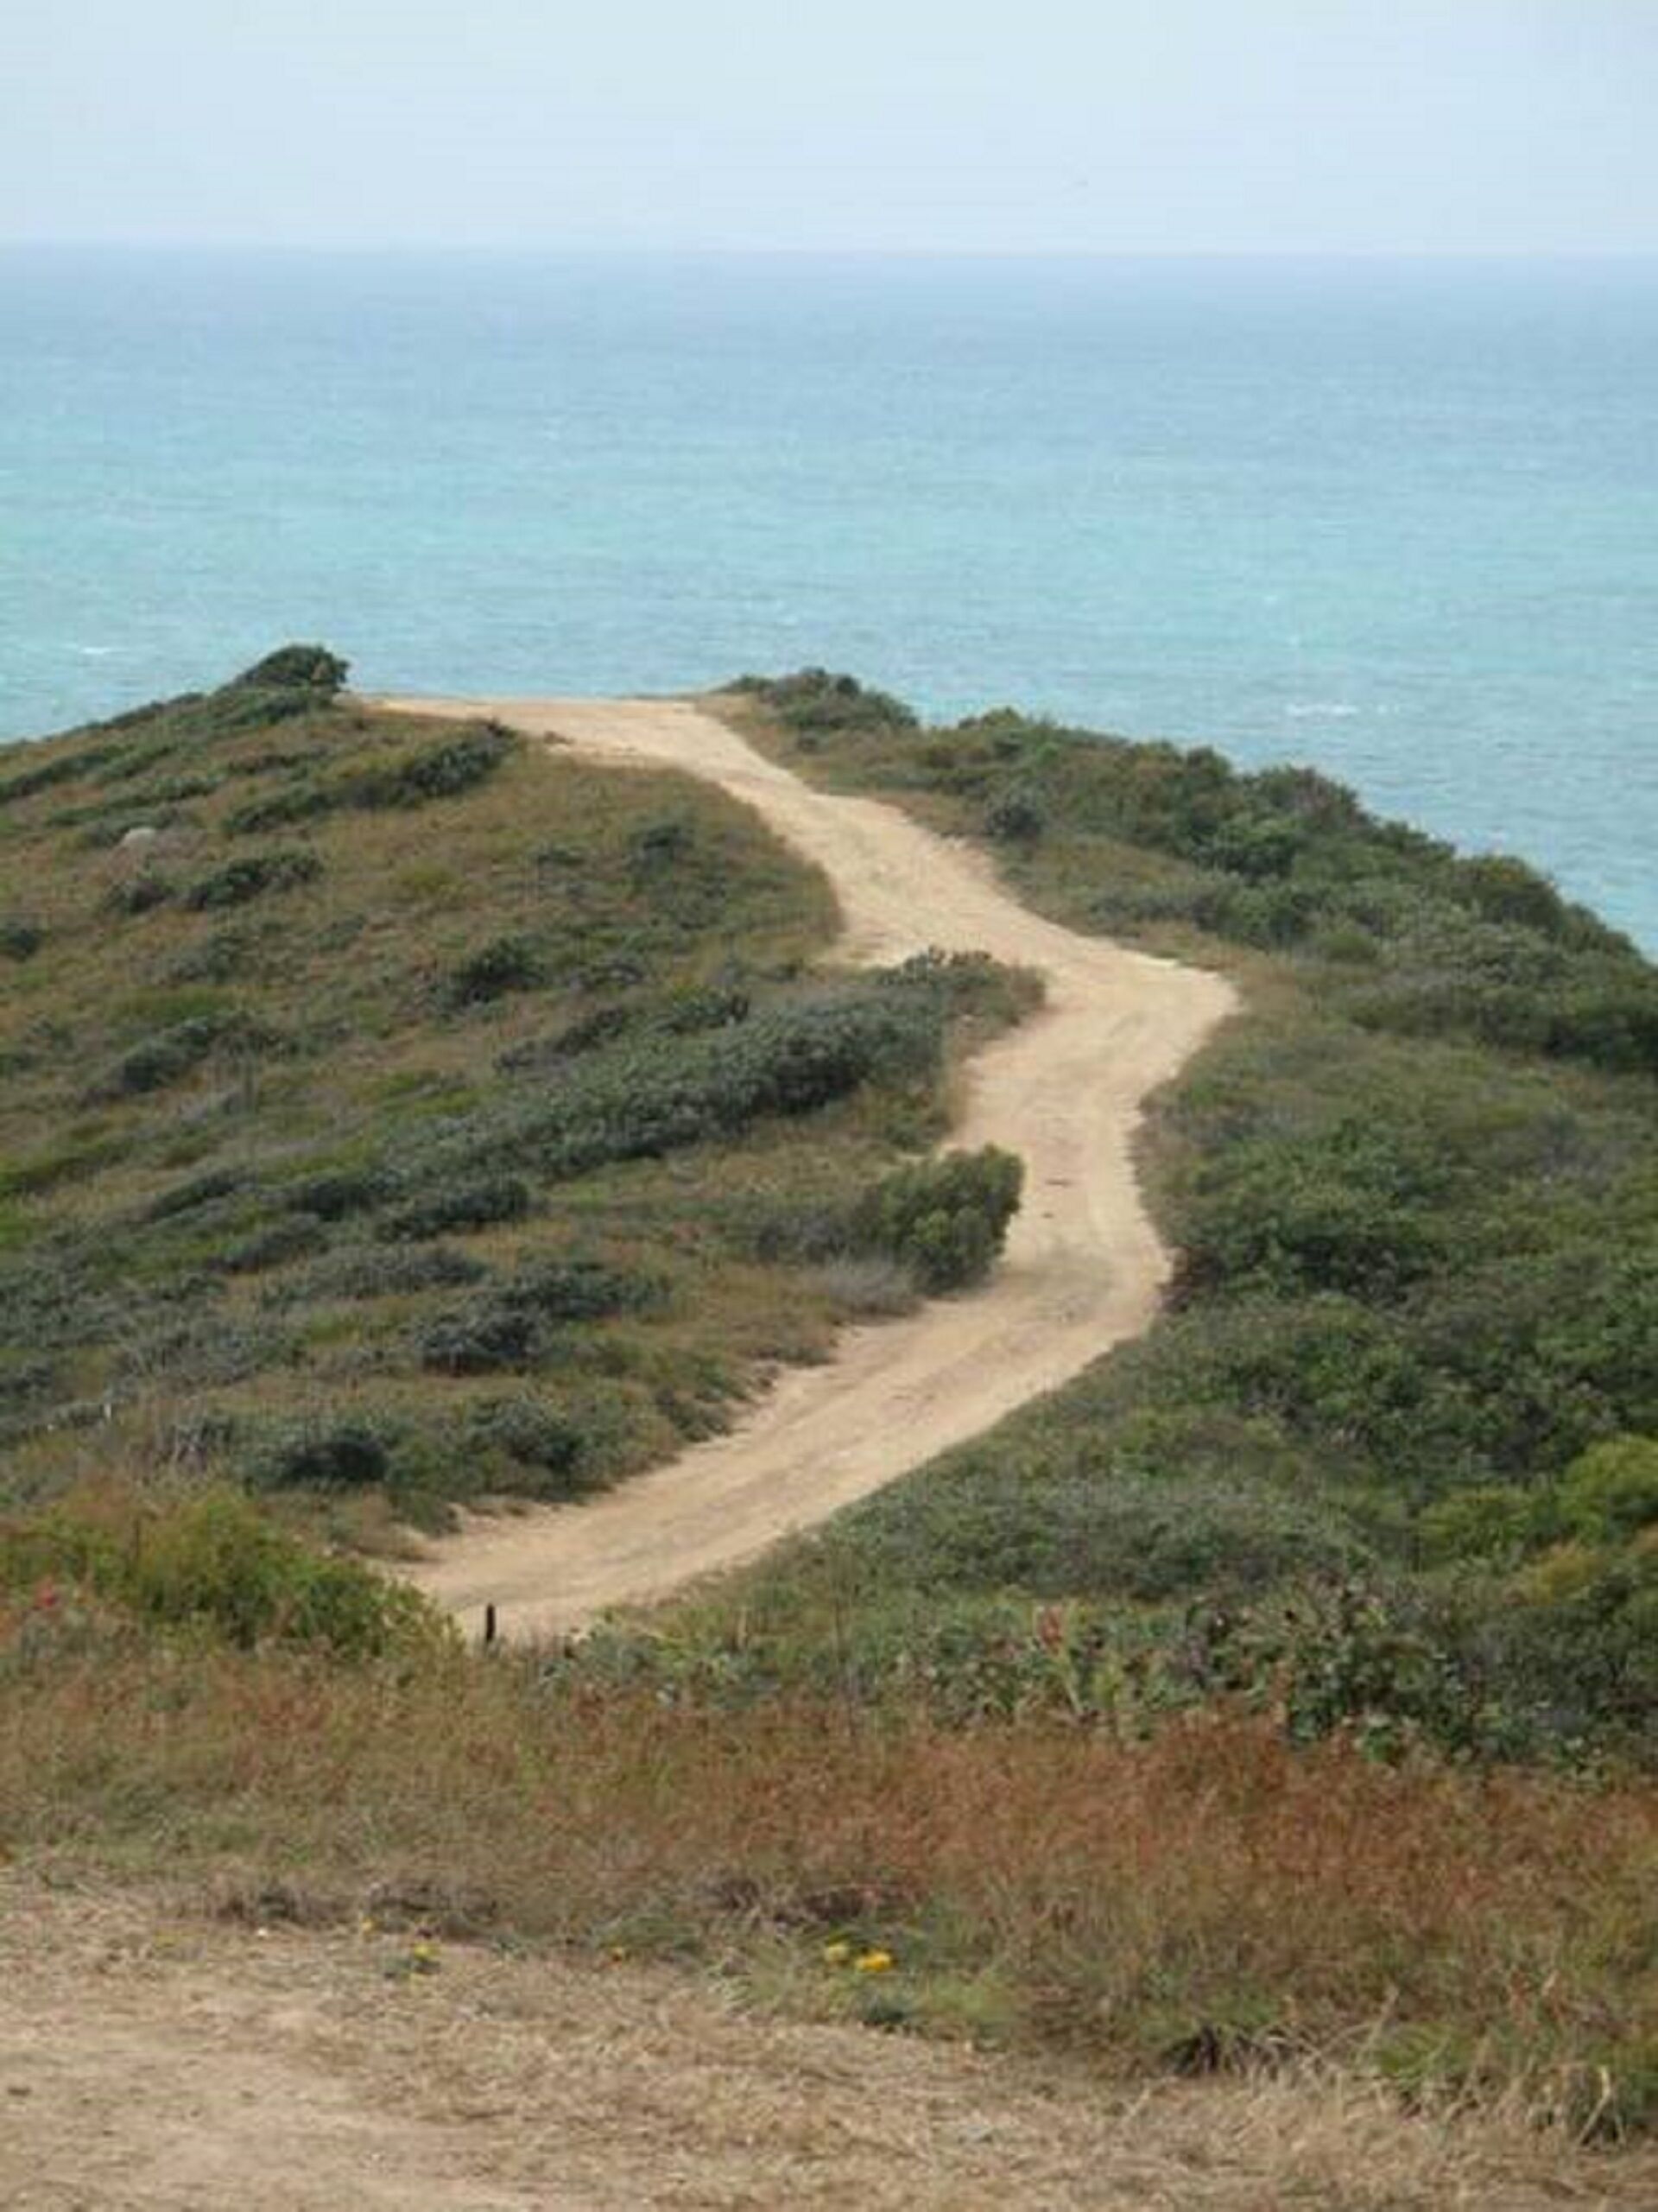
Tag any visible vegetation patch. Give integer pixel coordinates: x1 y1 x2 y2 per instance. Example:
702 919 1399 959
698 674 1658 1764
0 652 1023 1531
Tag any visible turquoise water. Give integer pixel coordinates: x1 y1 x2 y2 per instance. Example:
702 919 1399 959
3 249 1655 945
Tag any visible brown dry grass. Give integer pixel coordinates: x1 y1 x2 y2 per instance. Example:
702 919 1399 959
7 1632 1658 2130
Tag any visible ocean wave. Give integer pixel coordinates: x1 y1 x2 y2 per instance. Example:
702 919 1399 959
1284 700 1361 720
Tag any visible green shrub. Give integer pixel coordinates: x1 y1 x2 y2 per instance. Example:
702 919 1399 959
165 928 253 984
250 1418 391 1490
470 974 950 1185
0 918 43 960
142 1169 249 1223
212 1214 328 1275
501 1255 661 1321
851 1147 1023 1292
730 669 918 736
984 790 1047 843
231 644 349 694
223 784 333 835
1556 1436 1658 1546
92 1011 275 1100
464 1396 592 1490
0 744 120 808
185 848 322 910
225 726 513 833
350 726 512 807
446 935 545 1008
286 1167 391 1221
265 1241 487 1306
0 1486 440 1656
104 873 174 916
382 1175 532 1240
415 1298 542 1375
1174 1119 1449 1304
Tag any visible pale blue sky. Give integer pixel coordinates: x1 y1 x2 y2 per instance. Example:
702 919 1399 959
6 0 1656 252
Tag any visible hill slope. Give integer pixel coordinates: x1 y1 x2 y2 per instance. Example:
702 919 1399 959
0 653 1026 1539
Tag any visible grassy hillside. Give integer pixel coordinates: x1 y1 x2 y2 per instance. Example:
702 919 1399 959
0 651 1028 1538
6 656 1658 2136
589 673 1658 1765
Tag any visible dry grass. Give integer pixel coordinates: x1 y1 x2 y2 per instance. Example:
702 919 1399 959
6 1629 1658 2130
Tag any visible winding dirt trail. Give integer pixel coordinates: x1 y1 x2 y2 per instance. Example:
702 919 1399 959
381 697 1236 1638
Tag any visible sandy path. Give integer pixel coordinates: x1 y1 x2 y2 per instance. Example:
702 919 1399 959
380 698 1235 1638
9 1875 1632 2212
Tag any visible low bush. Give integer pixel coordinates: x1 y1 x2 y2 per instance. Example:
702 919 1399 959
92 1011 276 1100
852 1147 1024 1291
731 669 918 736
0 917 43 960
104 873 174 916
415 1298 542 1375
265 1241 488 1306
249 1418 392 1491
351 725 512 807
0 1485 440 1656
382 1176 532 1240
282 1166 389 1222
142 1169 249 1224
984 789 1047 843
225 726 513 834
212 1214 328 1275
0 744 121 808
501 1255 661 1321
184 848 322 910
230 644 349 695
446 935 546 1008
464 1395 593 1491
493 975 948 1181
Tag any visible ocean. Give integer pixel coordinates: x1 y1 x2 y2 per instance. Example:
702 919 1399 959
3 249 1654 947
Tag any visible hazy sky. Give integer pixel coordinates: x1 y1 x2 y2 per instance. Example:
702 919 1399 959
7 1 1656 253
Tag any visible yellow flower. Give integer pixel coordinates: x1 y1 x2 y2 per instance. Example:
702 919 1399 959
853 1949 895 1974
820 1941 852 1967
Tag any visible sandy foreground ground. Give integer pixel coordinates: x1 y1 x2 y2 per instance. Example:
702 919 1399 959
377 698 1236 1637
6 1874 1651 2212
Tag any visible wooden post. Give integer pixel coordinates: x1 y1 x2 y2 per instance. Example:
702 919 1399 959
483 1602 497 1648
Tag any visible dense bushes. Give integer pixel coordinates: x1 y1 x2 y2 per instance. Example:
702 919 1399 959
696 670 1658 1759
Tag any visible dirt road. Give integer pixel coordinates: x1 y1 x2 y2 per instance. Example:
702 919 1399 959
381 698 1235 1638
